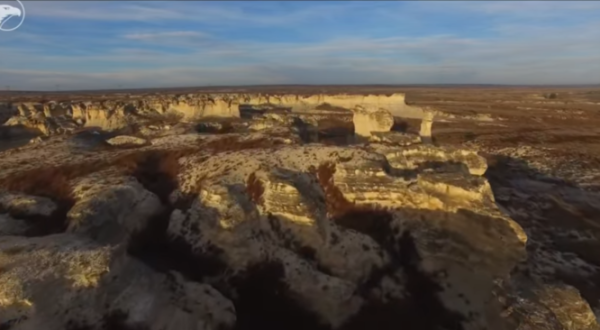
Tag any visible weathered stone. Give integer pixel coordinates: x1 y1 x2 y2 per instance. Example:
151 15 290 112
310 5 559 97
0 234 236 330
352 106 394 138
370 131 421 145
106 135 149 147
0 192 57 217
67 176 163 245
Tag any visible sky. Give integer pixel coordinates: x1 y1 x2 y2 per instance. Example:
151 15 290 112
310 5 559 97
0 1 599 90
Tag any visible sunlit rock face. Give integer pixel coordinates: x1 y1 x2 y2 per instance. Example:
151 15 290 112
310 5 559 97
420 110 435 144
3 92 427 136
0 89 597 330
351 106 395 138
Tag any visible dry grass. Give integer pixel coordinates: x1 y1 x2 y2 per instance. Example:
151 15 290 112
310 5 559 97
201 136 284 155
116 150 183 179
0 135 281 201
0 166 75 202
140 112 184 127
0 165 81 234
0 134 285 234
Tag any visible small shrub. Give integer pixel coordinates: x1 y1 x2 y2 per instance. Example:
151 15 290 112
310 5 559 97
246 172 265 206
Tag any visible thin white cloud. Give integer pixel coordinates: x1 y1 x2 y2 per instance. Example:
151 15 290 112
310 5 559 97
2 1 599 89
122 31 210 41
24 1 184 21
460 1 600 15
23 1 375 26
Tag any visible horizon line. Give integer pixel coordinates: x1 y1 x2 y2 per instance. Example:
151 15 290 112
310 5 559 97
2 83 600 94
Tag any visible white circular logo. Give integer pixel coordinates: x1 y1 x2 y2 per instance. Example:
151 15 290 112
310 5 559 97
0 0 25 32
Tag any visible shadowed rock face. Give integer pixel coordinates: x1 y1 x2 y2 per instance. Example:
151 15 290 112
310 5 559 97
0 91 598 330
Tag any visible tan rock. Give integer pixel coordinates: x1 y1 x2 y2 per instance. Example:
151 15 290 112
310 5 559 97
0 234 236 330
106 135 149 147
0 192 57 217
67 176 163 245
352 106 394 138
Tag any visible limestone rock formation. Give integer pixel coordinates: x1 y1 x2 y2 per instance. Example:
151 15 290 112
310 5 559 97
67 175 163 245
385 144 489 176
0 234 236 330
3 92 431 138
0 91 596 330
0 192 58 217
351 106 394 138
496 279 600 330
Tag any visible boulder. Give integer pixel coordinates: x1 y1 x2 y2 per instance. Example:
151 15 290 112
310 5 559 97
0 192 57 218
0 234 236 330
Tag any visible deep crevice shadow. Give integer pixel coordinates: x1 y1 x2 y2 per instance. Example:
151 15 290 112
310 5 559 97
230 261 330 330
484 153 600 310
309 160 466 330
125 156 329 330
124 151 228 282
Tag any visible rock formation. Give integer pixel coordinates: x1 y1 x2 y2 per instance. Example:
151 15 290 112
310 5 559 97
2 92 429 137
0 91 597 330
420 109 435 144
351 106 394 138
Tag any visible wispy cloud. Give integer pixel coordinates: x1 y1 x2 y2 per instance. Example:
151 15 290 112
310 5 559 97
25 1 375 26
0 1 599 90
123 31 208 39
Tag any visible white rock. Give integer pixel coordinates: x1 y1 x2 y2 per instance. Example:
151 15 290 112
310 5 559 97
106 135 149 147
352 106 394 138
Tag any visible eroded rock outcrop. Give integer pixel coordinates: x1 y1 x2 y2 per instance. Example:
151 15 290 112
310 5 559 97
0 192 57 218
3 92 428 137
385 144 489 176
351 106 394 138
420 110 435 144
67 175 163 245
163 141 529 329
0 129 597 330
0 234 236 330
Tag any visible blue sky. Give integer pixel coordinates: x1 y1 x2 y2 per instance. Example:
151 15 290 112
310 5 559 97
0 1 599 90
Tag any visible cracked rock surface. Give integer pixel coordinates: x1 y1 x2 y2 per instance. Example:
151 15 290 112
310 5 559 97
1 89 599 330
